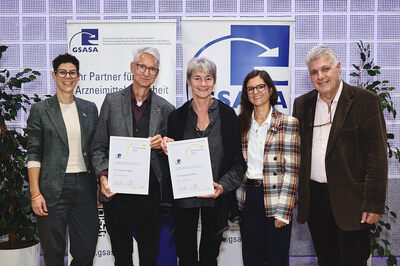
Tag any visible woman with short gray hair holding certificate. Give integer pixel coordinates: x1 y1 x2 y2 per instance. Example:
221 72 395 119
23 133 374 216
161 57 246 266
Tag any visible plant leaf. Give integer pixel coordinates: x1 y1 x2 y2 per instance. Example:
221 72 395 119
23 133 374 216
363 63 371 70
361 52 366 62
0 45 8 60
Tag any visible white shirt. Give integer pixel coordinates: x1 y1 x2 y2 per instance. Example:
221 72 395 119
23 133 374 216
246 109 289 224
310 81 343 183
60 101 87 173
246 109 272 180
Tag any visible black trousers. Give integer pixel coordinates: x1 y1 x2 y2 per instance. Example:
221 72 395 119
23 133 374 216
175 207 222 266
37 172 99 266
307 180 370 266
103 181 162 266
239 185 292 266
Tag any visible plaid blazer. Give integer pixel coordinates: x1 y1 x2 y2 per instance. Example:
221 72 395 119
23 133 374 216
236 108 301 221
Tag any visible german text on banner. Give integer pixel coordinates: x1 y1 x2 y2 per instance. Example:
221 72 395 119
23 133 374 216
67 20 176 110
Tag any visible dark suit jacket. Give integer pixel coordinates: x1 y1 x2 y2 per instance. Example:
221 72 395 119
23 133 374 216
26 95 99 207
91 85 175 204
293 81 388 231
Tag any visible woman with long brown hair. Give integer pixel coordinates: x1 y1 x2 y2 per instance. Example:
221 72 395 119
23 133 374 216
237 69 300 266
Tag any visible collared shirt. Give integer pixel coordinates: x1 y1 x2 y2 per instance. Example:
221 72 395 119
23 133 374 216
246 109 289 224
131 90 151 122
311 80 343 183
246 109 272 180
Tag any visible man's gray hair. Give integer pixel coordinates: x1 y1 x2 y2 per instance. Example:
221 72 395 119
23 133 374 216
133 47 160 66
306 45 338 68
186 57 217 82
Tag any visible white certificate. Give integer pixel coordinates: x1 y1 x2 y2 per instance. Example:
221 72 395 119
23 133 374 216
108 136 150 195
167 137 214 199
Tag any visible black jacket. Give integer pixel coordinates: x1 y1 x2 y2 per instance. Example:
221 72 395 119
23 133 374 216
167 99 247 236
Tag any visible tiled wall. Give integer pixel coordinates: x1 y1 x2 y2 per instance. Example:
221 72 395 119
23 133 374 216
1 0 399 259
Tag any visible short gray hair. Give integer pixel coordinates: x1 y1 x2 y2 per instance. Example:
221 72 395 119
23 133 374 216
306 45 338 68
186 57 217 82
133 47 160 66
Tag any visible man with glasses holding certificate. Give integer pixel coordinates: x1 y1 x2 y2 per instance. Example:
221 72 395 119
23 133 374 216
293 45 388 265
91 47 175 266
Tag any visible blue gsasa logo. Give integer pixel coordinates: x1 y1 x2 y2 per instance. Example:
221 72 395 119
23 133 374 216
69 29 99 53
81 29 98 45
187 25 290 111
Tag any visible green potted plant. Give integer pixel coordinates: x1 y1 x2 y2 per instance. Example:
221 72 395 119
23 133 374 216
350 40 398 266
0 45 42 265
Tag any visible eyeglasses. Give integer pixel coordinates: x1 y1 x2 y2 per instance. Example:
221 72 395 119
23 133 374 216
55 69 78 78
135 63 159 75
247 84 267 94
313 104 332 127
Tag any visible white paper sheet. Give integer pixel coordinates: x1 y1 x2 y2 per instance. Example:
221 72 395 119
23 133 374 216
167 137 214 199
108 136 150 195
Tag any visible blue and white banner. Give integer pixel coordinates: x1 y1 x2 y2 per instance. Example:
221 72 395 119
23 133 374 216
182 18 294 114
66 20 177 266
183 18 294 266
67 20 176 110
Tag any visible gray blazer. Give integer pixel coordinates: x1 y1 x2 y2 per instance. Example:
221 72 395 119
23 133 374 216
91 85 175 203
26 95 99 207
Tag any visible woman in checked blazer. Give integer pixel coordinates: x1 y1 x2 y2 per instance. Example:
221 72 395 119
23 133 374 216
236 70 300 266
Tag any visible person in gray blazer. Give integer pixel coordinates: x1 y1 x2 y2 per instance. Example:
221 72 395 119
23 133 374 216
91 47 175 266
27 54 99 266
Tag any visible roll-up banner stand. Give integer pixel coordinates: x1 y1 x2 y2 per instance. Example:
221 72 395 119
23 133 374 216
67 20 177 266
182 18 294 266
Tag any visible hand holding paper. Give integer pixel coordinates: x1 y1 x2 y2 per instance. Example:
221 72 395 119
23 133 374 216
197 182 224 199
99 175 116 198
161 136 175 155
149 134 163 150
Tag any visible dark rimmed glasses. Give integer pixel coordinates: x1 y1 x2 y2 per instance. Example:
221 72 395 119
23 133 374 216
247 84 267 94
135 63 159 75
55 69 78 78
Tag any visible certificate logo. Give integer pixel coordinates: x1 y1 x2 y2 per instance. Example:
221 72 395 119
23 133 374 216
69 28 99 53
115 153 122 159
176 159 182 165
187 24 290 111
